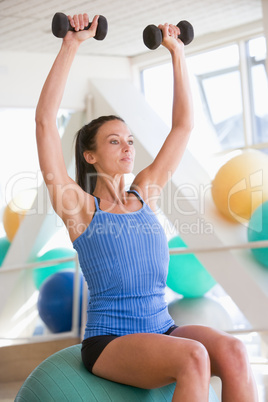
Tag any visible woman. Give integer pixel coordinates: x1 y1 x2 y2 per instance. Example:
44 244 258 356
36 13 258 402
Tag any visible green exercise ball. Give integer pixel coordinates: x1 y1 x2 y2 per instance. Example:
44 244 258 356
15 344 219 402
33 247 76 289
248 201 268 267
0 236 11 266
167 236 216 298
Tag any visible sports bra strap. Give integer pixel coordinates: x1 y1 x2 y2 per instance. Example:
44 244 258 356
93 196 101 210
127 189 144 204
93 190 143 214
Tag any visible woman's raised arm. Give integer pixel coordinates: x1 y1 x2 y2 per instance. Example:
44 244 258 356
35 14 99 217
133 23 194 207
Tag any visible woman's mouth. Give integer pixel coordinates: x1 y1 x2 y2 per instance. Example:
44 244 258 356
120 157 133 162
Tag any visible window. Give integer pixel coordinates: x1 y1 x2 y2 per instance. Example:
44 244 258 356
247 37 268 145
142 36 268 169
188 44 244 151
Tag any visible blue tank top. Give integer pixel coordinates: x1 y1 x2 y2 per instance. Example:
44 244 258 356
73 190 174 338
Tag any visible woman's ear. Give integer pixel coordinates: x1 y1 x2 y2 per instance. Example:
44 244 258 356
83 150 96 165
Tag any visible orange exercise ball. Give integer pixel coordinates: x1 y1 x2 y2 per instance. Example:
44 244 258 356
211 150 268 222
3 189 37 241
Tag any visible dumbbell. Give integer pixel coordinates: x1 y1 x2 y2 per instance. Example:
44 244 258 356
143 20 194 50
52 13 108 40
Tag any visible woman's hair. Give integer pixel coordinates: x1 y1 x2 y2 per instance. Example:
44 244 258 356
75 115 125 194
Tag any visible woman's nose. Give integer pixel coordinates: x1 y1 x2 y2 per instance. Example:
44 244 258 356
123 142 131 152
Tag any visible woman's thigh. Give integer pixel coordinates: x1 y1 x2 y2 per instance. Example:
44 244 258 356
92 332 208 389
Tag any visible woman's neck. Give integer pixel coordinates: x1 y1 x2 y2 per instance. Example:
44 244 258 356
93 175 127 205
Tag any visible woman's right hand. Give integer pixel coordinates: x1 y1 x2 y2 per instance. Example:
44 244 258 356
64 14 99 43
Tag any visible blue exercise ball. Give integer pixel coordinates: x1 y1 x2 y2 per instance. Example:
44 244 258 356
248 201 268 267
37 270 83 333
167 236 216 298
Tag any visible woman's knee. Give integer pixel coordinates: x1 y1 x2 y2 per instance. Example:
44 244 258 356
179 341 211 380
216 336 250 378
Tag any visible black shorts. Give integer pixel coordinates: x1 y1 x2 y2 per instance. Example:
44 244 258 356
81 325 178 373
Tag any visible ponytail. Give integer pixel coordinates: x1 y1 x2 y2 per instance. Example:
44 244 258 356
75 115 125 194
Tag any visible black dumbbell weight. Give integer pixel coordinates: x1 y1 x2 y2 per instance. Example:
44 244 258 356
143 20 194 50
52 12 108 40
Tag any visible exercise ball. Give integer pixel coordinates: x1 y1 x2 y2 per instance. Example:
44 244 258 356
33 247 76 289
211 150 268 222
0 236 11 266
168 297 233 331
167 236 216 298
15 344 219 402
37 270 83 333
248 201 268 267
3 189 36 241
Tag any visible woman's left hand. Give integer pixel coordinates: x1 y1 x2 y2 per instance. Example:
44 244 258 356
158 23 184 53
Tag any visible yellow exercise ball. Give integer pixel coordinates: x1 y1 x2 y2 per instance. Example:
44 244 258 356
3 189 37 241
211 150 268 222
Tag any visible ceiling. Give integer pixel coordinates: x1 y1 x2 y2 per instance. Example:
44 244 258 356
0 0 264 57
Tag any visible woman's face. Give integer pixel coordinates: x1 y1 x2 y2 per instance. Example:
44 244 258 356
86 119 135 177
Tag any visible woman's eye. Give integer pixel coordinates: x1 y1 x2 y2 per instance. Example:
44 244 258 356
110 139 134 145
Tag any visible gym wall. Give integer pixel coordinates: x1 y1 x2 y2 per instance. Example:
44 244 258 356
0 50 132 110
